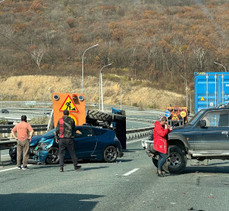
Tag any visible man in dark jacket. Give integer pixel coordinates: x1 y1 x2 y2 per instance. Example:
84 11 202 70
55 110 81 172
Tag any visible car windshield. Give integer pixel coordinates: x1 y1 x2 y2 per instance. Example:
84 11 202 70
187 109 206 125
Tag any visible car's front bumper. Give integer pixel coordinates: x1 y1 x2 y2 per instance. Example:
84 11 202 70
37 150 49 163
141 139 156 157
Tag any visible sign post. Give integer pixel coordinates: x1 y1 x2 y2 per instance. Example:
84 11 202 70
164 110 171 123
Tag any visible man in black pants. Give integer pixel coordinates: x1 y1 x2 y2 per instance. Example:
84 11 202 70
55 110 81 172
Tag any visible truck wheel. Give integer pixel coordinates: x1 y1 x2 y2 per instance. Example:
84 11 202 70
152 156 170 173
152 157 158 168
167 145 187 174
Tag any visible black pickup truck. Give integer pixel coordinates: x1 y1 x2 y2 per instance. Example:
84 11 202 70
142 105 229 174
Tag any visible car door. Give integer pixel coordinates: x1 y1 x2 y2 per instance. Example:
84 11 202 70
196 110 229 151
216 110 229 150
73 127 97 159
181 127 204 151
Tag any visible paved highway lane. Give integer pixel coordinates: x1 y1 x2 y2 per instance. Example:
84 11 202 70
1 140 229 211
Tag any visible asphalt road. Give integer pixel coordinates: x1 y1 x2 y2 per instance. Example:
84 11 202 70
1 139 229 211
0 104 162 127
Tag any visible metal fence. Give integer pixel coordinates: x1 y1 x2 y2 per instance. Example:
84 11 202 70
0 124 153 150
0 124 48 139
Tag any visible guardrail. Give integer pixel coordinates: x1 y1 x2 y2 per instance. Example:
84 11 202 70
126 127 153 140
0 124 48 153
0 124 48 138
0 124 153 150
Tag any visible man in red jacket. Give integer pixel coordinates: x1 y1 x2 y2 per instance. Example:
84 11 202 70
154 116 172 177
55 110 81 172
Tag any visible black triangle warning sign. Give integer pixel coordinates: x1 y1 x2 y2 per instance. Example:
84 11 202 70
59 95 79 113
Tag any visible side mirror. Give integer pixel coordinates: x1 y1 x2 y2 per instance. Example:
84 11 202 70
200 120 206 128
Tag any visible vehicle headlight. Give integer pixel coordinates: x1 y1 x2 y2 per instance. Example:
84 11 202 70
141 140 146 148
37 138 53 150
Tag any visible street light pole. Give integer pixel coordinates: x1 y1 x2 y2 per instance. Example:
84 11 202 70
214 61 227 72
81 44 99 93
99 63 112 112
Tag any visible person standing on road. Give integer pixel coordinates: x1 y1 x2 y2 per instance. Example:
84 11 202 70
154 116 172 177
55 109 81 172
11 115 34 170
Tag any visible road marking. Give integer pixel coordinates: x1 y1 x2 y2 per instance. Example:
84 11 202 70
0 164 32 173
0 167 18 172
127 139 142 144
123 168 139 176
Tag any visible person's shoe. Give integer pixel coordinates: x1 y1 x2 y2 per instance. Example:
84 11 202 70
157 172 165 177
162 171 169 176
74 165 81 170
22 166 28 170
17 166 22 170
60 167 64 172
157 170 165 177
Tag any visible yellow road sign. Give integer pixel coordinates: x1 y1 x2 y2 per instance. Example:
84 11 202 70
180 111 187 118
59 95 79 112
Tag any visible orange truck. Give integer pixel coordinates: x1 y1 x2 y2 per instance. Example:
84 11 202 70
166 106 188 127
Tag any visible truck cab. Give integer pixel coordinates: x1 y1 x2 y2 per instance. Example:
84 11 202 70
167 106 188 127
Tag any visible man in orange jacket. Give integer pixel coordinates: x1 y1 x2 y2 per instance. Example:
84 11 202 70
154 116 172 177
12 115 34 170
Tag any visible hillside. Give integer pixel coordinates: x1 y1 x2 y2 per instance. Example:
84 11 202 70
1 0 229 97
0 75 185 110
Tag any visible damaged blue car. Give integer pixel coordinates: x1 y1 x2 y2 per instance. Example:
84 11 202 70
9 129 55 163
35 125 123 164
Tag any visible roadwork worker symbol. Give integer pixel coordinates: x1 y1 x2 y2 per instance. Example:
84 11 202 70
59 95 79 113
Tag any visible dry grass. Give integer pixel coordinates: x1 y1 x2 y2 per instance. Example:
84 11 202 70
0 75 185 110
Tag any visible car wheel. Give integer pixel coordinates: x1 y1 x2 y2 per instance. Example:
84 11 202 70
167 145 187 174
9 146 17 164
45 147 59 164
104 146 118 162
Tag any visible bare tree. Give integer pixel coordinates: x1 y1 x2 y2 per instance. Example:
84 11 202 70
193 47 205 71
30 45 46 71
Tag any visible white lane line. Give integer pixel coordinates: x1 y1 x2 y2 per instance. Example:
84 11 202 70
0 164 32 173
0 167 18 172
127 139 142 144
123 168 139 176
